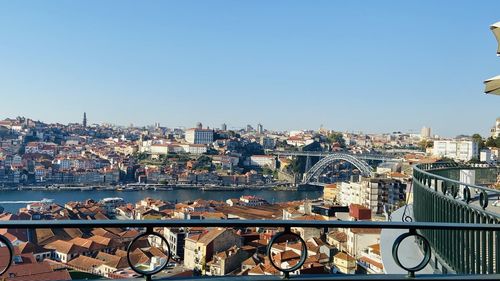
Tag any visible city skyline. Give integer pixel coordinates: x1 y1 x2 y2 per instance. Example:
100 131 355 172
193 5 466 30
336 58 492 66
1 1 499 137
1 113 497 139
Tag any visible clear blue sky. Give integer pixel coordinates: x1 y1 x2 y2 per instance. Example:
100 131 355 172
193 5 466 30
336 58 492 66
0 1 499 137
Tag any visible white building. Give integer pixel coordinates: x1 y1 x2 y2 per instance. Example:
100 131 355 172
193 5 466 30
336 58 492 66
345 228 381 258
249 155 276 169
180 144 207 154
432 140 479 161
185 128 214 144
339 178 406 214
420 126 431 139
239 195 266 206
339 181 364 207
358 243 384 274
257 123 263 134
491 117 500 138
480 149 497 163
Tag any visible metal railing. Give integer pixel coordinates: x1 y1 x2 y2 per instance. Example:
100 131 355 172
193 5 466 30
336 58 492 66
413 162 500 275
0 219 500 280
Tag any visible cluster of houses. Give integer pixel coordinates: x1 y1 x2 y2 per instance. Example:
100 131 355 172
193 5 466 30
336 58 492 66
0 194 386 280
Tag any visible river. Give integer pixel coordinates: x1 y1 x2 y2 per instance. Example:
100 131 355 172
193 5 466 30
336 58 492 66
0 189 323 213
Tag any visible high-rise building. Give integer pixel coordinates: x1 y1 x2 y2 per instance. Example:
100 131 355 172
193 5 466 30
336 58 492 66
338 178 406 214
420 126 431 139
246 124 253 132
83 112 87 128
259 136 276 149
221 123 227 131
257 123 263 134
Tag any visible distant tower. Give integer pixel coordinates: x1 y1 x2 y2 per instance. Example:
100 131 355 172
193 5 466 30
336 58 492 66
420 126 431 139
221 123 227 131
83 112 87 128
196 122 203 129
257 123 263 134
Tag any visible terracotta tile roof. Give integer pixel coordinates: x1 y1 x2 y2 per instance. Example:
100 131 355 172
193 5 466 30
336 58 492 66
360 256 384 270
68 255 104 270
69 237 104 251
197 228 226 245
242 256 260 266
44 240 75 254
185 233 203 242
149 246 168 258
115 249 128 257
334 252 356 262
120 229 140 239
247 264 266 275
91 228 120 239
328 231 347 242
18 242 49 254
88 235 112 246
0 247 11 268
278 250 300 261
96 251 129 269
368 243 381 255
1 261 71 281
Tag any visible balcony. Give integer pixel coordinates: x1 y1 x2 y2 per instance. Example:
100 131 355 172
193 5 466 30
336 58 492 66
413 162 500 274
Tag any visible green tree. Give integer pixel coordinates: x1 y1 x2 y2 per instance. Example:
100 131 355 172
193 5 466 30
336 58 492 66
288 158 305 174
327 132 346 148
472 133 485 150
418 139 433 150
485 137 500 148
262 165 273 176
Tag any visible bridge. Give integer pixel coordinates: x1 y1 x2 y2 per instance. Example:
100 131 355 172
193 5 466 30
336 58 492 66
268 150 403 162
267 150 402 185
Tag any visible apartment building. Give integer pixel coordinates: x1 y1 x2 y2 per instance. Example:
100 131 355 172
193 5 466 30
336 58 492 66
432 140 479 161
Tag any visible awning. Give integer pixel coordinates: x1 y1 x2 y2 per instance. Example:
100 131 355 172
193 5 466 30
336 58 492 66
484 75 500 95
491 22 500 56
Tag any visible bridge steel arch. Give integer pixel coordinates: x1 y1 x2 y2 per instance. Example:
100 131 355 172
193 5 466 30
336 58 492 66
303 153 373 183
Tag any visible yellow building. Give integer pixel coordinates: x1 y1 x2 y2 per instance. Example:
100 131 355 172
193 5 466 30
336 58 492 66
323 184 338 202
333 252 357 274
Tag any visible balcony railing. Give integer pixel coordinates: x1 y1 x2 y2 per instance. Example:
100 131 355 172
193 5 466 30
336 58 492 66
0 219 499 280
0 162 498 280
413 162 500 275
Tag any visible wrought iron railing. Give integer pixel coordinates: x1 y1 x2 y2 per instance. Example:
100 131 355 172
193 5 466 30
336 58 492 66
0 219 499 280
413 162 500 274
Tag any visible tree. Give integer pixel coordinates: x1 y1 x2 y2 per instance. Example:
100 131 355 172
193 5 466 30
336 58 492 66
326 132 346 148
468 156 481 164
485 136 500 148
262 165 273 176
472 133 485 150
418 140 433 151
288 158 305 174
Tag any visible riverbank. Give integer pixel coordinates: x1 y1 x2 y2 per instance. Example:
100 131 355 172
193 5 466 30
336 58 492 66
6 183 293 192
0 189 323 213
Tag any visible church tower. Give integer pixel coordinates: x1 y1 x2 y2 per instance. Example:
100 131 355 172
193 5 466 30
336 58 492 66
83 112 87 127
